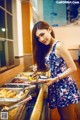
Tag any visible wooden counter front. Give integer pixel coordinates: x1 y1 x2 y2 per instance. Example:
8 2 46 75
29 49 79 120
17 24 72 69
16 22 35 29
30 85 47 120
0 104 26 120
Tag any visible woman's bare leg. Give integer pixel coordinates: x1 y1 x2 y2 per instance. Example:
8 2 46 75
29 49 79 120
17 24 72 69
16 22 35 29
57 104 80 120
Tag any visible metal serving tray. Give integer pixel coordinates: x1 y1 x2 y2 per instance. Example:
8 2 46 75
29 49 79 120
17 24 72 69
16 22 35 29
4 78 31 87
5 77 37 87
10 77 29 83
5 82 31 86
1 95 32 111
14 76 28 80
0 87 30 106
14 72 34 80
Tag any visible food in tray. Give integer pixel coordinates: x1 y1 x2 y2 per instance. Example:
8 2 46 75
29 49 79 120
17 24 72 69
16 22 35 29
15 71 50 82
17 72 34 78
11 78 35 83
16 72 39 81
12 79 25 83
0 89 16 98
15 90 29 99
0 89 28 99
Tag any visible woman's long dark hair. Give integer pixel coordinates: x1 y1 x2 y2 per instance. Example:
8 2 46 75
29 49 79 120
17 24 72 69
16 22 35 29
32 21 55 71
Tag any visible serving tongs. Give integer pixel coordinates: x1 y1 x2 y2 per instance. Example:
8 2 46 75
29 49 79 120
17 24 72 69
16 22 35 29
18 85 36 96
1 95 32 112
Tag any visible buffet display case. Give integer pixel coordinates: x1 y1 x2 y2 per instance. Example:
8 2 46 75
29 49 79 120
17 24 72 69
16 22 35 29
0 71 49 120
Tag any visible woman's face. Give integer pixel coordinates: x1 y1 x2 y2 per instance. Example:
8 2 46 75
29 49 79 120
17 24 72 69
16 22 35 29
36 28 52 45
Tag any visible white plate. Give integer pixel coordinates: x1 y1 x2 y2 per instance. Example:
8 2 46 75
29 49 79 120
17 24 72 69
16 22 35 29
39 75 49 79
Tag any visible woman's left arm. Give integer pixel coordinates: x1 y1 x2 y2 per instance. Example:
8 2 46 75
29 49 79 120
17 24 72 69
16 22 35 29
45 42 77 86
56 42 77 78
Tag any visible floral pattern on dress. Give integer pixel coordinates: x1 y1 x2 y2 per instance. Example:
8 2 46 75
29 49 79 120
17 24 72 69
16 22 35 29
45 41 80 109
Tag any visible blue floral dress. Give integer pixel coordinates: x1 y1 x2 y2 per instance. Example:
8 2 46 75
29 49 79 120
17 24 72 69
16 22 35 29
45 41 80 109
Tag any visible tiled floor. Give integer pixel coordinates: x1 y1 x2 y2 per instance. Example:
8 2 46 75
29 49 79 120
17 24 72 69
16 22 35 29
72 62 80 90
73 62 80 116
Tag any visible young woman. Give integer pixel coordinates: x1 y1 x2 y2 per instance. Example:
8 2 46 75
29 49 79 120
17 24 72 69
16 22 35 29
32 21 80 120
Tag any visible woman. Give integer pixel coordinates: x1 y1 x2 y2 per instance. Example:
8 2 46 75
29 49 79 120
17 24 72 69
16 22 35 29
32 21 80 120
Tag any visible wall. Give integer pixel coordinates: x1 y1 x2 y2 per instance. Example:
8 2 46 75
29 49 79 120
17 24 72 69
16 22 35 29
22 1 33 54
24 54 33 71
53 26 80 60
37 0 43 20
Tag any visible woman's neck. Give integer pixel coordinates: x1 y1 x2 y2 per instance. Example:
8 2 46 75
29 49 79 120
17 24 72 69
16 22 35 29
50 37 56 47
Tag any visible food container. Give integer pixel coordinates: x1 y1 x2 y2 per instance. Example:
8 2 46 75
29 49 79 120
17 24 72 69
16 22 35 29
4 72 50 89
1 95 32 111
15 72 35 79
4 78 31 88
0 87 31 106
4 76 38 89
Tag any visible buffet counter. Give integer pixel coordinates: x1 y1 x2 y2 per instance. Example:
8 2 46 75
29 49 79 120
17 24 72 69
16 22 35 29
0 88 48 120
30 85 48 120
7 104 26 120
0 71 49 120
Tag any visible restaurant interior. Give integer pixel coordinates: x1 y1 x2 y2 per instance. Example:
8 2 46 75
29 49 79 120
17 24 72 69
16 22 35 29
0 0 80 120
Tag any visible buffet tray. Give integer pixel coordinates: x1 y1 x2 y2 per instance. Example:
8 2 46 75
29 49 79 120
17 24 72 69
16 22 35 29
5 82 31 86
1 95 32 111
14 77 28 80
0 87 30 106
15 72 34 80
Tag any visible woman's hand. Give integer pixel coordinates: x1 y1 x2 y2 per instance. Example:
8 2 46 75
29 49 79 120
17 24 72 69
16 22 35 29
44 78 57 86
37 78 49 83
38 77 58 86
